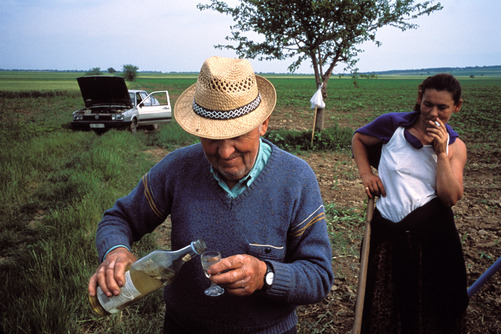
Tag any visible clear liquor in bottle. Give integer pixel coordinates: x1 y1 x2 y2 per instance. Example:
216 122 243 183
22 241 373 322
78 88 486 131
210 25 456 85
89 239 206 316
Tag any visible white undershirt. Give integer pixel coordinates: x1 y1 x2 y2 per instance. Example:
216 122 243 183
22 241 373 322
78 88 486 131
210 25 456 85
376 127 448 222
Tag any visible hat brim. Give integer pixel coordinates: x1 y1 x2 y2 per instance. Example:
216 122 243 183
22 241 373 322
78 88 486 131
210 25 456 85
174 75 276 139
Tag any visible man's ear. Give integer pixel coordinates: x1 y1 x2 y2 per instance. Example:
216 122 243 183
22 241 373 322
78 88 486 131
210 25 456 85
259 117 270 136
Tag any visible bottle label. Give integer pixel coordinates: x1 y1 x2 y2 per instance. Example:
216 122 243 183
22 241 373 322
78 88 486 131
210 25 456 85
96 271 141 313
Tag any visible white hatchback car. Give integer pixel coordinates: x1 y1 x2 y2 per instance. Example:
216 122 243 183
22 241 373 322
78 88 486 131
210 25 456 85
71 76 171 133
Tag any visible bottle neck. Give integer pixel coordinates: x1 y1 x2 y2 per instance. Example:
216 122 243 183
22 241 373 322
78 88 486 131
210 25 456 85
171 242 199 262
131 240 206 273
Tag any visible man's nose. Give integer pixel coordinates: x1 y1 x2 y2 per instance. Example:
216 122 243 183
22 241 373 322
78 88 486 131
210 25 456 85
217 140 235 159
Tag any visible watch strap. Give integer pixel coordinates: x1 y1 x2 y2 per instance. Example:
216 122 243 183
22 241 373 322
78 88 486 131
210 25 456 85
263 261 274 291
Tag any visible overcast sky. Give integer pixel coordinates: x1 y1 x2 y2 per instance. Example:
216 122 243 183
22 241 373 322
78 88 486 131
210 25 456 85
1 0 500 74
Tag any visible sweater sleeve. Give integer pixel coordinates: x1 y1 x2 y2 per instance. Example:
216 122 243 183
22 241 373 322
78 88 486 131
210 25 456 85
265 157 334 305
95 150 178 262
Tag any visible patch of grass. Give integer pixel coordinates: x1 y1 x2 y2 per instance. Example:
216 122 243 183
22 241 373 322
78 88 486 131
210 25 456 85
265 125 353 153
140 120 199 149
0 121 162 332
325 203 364 261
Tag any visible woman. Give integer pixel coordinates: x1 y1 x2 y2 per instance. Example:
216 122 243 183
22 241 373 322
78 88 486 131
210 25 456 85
351 74 469 333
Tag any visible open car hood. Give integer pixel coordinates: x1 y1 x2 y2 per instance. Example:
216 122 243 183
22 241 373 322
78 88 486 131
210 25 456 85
77 76 133 108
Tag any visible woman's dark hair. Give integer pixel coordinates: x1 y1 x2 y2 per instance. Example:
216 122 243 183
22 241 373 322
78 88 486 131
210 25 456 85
414 73 462 111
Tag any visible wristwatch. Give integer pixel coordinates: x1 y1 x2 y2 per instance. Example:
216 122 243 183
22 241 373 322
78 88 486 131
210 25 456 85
263 261 274 291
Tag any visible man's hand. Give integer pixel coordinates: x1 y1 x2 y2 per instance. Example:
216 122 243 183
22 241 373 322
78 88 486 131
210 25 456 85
207 254 267 296
88 247 137 297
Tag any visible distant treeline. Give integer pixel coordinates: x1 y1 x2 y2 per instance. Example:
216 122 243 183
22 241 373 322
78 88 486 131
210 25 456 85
1 65 501 77
359 65 501 77
0 69 164 74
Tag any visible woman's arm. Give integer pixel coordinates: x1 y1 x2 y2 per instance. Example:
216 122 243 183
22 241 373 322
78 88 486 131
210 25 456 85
427 119 467 207
436 138 467 207
351 132 386 198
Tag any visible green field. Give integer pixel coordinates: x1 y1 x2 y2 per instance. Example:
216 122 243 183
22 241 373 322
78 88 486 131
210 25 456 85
1 71 500 333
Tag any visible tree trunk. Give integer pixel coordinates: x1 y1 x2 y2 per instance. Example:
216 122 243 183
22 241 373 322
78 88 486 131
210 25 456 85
315 107 324 131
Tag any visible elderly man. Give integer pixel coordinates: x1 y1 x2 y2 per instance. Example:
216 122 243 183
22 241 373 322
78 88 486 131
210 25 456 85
88 56 333 334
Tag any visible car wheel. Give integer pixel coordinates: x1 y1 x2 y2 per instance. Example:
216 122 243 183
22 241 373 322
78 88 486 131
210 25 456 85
129 119 138 134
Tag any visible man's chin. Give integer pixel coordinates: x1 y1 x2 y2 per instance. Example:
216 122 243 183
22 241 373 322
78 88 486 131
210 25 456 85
218 169 245 182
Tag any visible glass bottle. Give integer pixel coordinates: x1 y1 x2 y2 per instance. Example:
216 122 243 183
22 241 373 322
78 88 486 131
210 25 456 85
89 239 206 316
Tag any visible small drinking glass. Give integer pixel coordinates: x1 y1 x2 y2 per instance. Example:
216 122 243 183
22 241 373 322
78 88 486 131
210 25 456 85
200 251 225 296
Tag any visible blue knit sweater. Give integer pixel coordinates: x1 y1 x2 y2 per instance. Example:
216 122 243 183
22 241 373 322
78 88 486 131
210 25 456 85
96 139 334 334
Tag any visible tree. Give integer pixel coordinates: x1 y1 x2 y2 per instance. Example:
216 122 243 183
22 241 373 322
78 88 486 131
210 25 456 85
86 67 101 75
198 0 443 131
107 67 117 73
122 64 139 81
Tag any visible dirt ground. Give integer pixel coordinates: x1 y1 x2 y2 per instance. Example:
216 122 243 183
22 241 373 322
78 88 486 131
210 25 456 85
148 115 500 333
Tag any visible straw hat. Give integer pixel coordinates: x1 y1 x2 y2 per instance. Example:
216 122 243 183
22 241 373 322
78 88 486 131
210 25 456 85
174 56 276 139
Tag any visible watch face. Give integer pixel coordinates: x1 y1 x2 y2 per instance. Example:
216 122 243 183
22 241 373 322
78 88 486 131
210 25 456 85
265 272 274 285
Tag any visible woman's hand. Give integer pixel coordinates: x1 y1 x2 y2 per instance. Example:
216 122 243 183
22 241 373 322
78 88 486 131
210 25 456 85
427 118 448 155
352 132 386 198
362 173 386 199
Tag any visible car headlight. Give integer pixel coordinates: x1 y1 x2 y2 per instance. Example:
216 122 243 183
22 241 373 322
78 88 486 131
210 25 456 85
73 114 83 121
115 114 124 121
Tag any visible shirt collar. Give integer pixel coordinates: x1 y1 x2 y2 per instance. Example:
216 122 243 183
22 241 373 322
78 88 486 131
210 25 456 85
210 138 271 198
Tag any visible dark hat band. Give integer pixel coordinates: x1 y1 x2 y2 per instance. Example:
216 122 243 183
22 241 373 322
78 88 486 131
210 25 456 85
193 94 261 120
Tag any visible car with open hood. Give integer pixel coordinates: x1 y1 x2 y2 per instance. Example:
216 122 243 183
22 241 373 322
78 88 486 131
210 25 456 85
71 76 171 133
